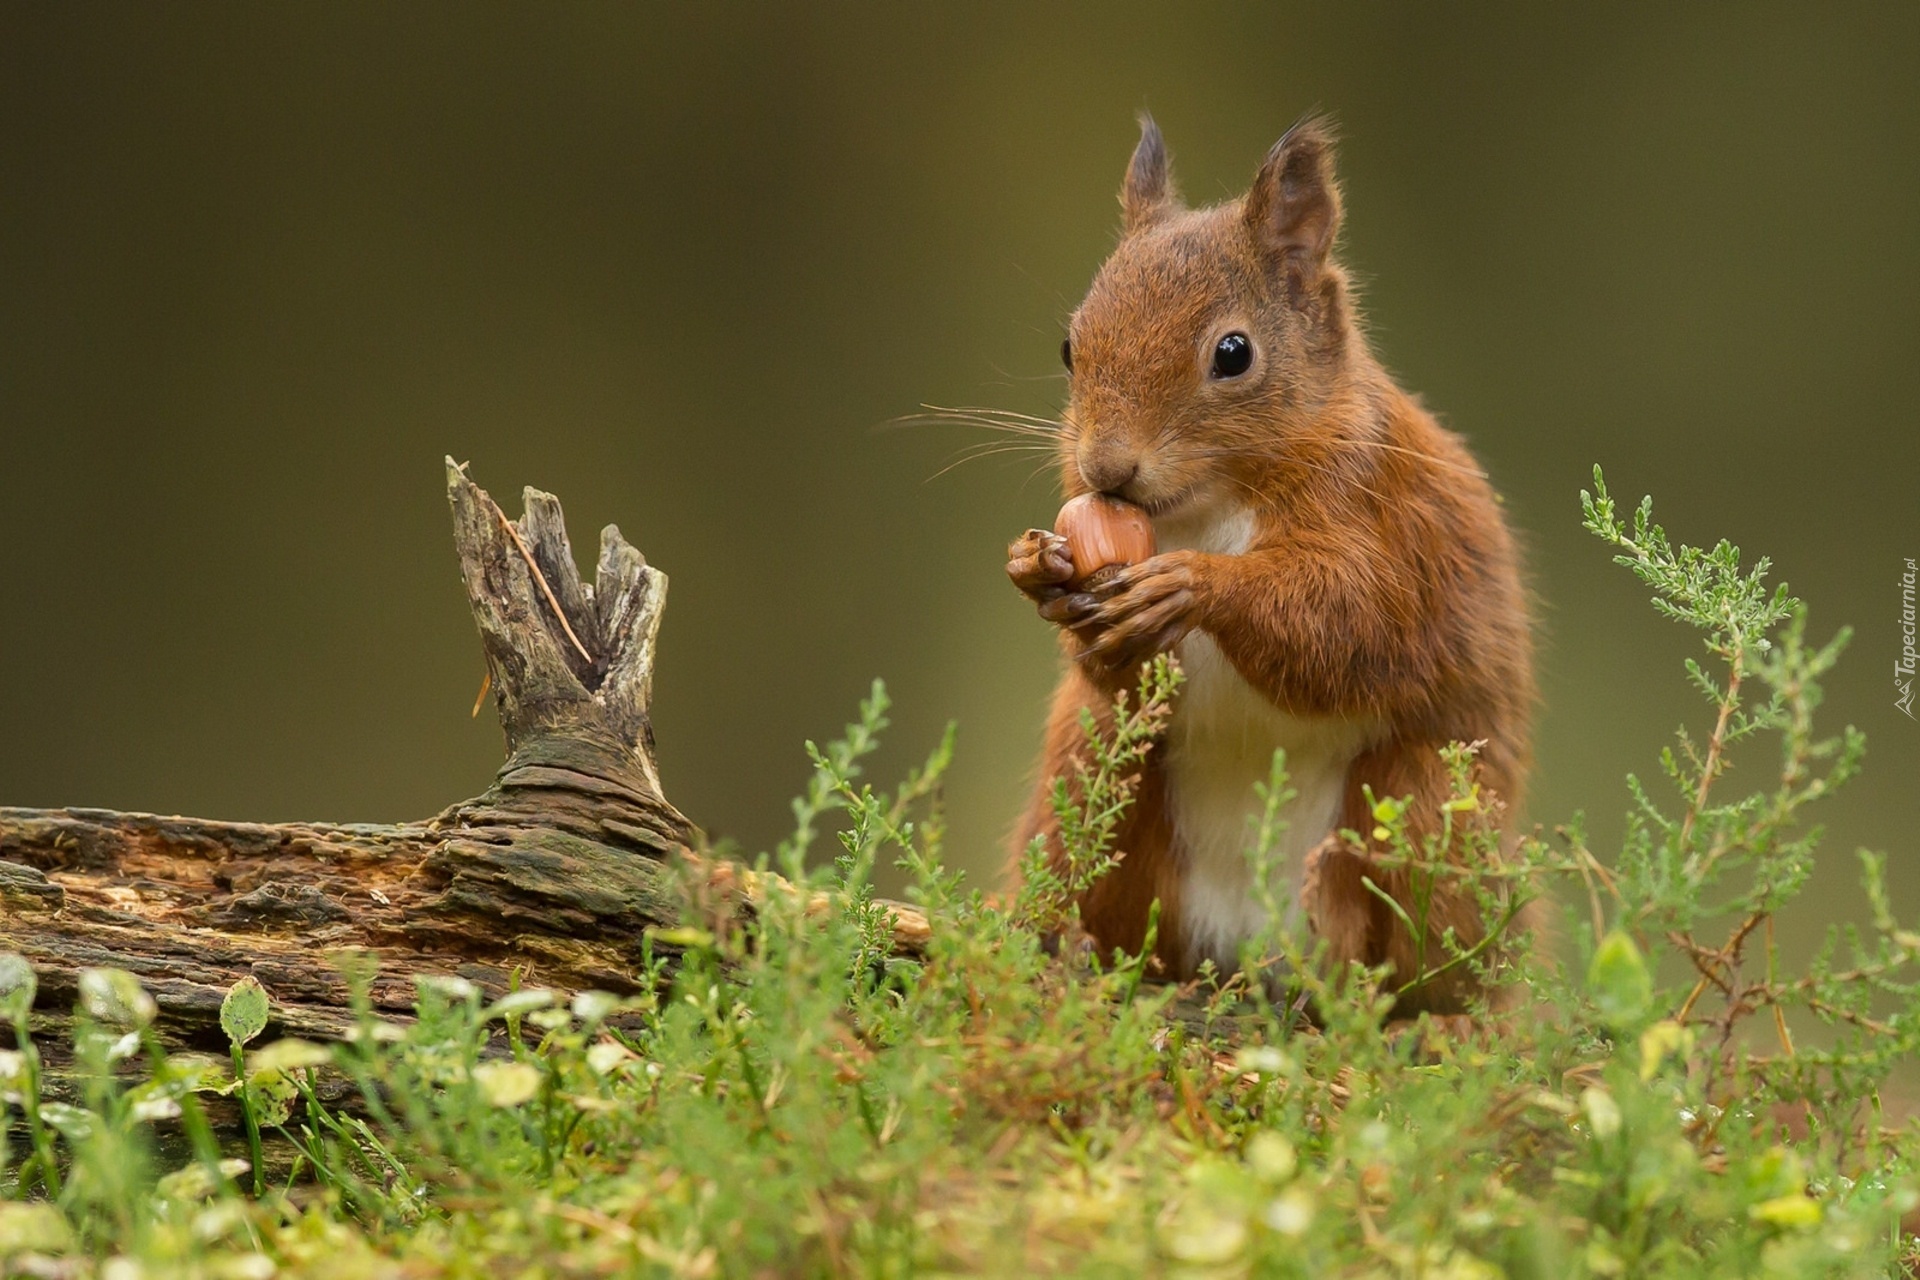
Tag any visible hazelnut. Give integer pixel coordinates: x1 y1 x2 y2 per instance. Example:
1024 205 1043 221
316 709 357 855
1053 492 1155 589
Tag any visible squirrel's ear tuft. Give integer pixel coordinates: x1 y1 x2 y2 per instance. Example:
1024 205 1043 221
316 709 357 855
1120 113 1176 233
1245 113 1343 273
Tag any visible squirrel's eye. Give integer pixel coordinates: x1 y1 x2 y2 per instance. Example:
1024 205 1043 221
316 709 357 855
1210 332 1253 379
1061 338 1073 374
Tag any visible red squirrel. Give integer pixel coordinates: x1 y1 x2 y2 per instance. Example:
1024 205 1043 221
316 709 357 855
1005 115 1535 1014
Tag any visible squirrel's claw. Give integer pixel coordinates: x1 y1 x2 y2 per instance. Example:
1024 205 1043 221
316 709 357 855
1074 607 1191 673
1038 591 1098 626
1007 528 1075 604
1068 554 1200 675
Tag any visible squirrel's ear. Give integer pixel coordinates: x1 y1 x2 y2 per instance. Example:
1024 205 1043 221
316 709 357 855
1245 114 1342 273
1120 113 1176 233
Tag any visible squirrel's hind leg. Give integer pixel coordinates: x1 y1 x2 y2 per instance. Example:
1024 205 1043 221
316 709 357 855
1305 741 1518 1017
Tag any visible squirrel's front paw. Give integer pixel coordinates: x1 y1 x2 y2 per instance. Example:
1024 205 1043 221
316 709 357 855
1006 529 1075 604
1053 552 1201 677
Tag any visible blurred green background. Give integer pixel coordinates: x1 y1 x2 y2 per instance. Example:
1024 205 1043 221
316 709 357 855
3 5 1914 941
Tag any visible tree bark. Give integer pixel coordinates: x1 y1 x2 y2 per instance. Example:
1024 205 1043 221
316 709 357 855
0 461 927 1064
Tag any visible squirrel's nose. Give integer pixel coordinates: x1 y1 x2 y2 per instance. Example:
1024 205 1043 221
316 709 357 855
1077 452 1139 497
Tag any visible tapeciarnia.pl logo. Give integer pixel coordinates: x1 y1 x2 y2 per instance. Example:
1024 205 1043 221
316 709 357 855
1899 557 1917 720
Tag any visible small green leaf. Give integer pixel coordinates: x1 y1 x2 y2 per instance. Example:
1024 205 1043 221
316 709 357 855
1587 930 1653 1027
1579 1086 1623 1140
1638 1020 1693 1081
1743 1145 1808 1202
131 1096 182 1123
416 974 480 1003
1233 1045 1291 1077
1162 1209 1247 1265
571 990 620 1024
156 1158 250 1201
1246 1132 1297 1184
585 1042 633 1075
482 989 556 1021
1749 1193 1821 1229
219 976 270 1047
246 1070 301 1127
1263 1188 1316 1237
0 953 36 1020
78 967 156 1029
247 1038 332 1076
158 1052 232 1095
0 1202 72 1254
645 926 716 950
473 1060 543 1107
36 1102 96 1142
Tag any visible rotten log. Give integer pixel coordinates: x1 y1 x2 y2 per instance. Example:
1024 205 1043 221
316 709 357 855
0 460 928 1063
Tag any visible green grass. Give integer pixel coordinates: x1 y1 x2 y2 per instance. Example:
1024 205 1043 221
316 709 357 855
3 467 1917 1277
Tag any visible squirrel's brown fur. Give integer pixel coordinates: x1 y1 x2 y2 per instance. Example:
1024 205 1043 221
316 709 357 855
1005 115 1535 1013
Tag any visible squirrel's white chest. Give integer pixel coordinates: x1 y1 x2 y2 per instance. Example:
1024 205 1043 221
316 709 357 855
1154 504 1374 973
